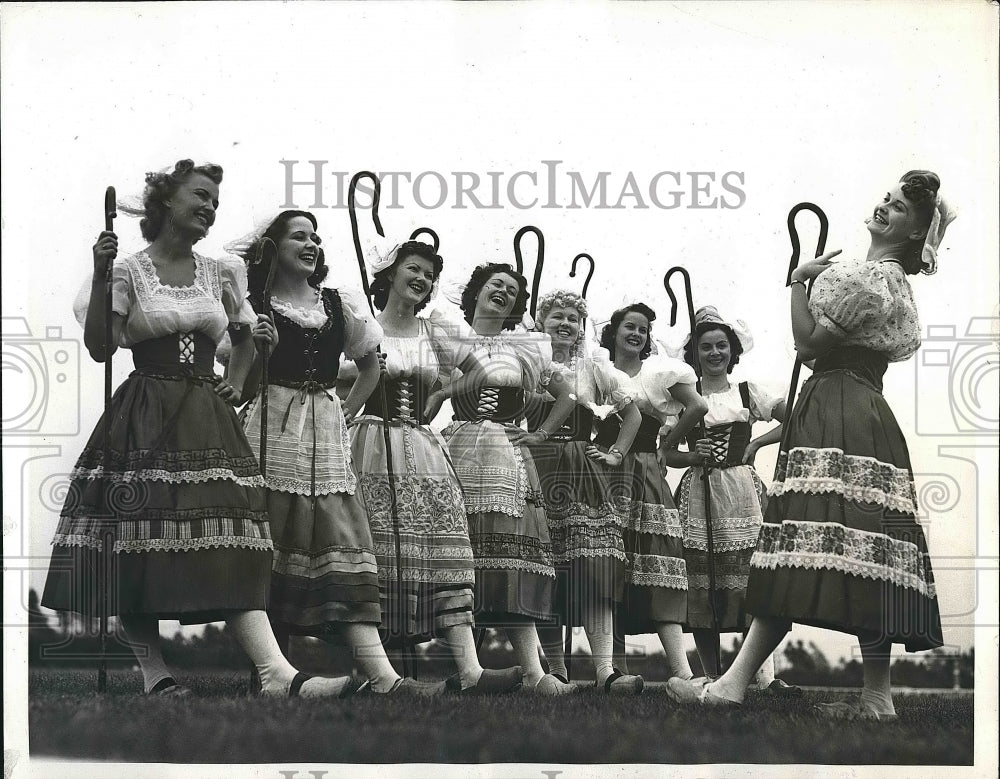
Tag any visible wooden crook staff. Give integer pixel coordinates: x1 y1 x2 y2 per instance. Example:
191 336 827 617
664 265 722 675
514 226 545 318
348 171 413 678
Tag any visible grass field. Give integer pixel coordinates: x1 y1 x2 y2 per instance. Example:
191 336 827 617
28 670 973 765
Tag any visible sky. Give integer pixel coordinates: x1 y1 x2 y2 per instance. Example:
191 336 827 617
2 2 998 775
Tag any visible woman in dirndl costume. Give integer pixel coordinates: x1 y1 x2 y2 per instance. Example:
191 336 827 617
348 240 522 694
43 161 360 698
522 290 645 693
237 211 441 695
664 305 798 694
592 303 709 681
668 171 953 719
433 263 574 695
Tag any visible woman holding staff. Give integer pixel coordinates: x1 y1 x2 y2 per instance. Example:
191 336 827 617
593 303 709 681
236 210 441 695
524 290 646 693
435 262 576 695
663 305 796 691
43 161 361 698
668 171 952 718
348 239 523 693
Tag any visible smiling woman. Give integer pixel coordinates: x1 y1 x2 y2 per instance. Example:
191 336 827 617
42 161 364 700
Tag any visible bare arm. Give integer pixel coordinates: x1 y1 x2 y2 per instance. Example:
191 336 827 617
790 251 844 361
343 350 380 423
84 231 125 362
660 383 709 450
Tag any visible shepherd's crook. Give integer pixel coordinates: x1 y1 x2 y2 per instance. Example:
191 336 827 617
349 171 412 678
253 238 279 476
569 253 595 299
778 203 828 462
514 226 545 318
409 227 440 252
97 186 116 693
664 266 722 676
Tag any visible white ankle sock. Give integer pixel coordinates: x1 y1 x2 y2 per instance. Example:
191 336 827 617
712 618 789 703
859 638 896 714
507 624 545 685
342 622 401 693
119 615 172 693
656 622 694 680
537 624 568 678
584 603 615 682
440 624 484 686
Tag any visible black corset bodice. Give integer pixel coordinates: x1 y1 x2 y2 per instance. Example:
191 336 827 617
363 375 435 424
684 381 753 469
526 399 596 442
594 412 662 453
813 345 889 392
252 288 345 386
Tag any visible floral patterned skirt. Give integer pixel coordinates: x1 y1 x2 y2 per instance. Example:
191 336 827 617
746 369 943 652
677 464 766 631
528 439 626 625
42 373 272 621
443 419 555 623
604 451 687 633
351 416 475 642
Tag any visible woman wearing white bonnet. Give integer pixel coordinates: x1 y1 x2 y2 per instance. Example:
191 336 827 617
664 304 798 694
668 170 955 719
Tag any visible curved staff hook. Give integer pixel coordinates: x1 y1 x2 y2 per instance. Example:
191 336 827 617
514 225 545 318
252 238 279 476
663 265 722 675
97 185 117 694
409 227 440 252
777 203 828 462
569 253 596 299
348 172 412 677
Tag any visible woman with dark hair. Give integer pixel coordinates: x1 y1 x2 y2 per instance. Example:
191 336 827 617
435 262 575 695
523 290 645 693
664 306 797 693
668 171 954 719
237 212 441 695
592 302 709 681
348 241 522 694
43 161 361 698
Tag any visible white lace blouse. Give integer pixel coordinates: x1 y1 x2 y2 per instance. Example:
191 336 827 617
73 250 256 346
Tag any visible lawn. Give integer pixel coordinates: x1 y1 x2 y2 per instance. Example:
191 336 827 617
28 669 973 765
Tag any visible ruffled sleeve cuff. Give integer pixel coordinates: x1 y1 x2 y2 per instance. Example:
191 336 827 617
514 331 553 390
218 254 257 327
72 262 132 328
339 289 384 359
746 379 783 422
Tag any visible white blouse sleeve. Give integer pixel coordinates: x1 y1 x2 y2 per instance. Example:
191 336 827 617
591 347 633 410
512 331 553 391
426 308 474 378
218 255 257 327
746 380 783 422
339 289 384 360
73 261 133 329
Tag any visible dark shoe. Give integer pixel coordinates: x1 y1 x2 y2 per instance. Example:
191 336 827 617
597 669 644 695
148 677 192 698
814 698 897 721
764 679 803 698
384 677 446 696
446 666 523 694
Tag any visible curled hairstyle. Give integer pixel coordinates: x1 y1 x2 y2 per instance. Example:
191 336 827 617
683 323 744 374
371 241 444 313
140 159 223 242
461 262 530 331
600 302 656 361
898 169 941 275
242 211 328 301
535 289 588 325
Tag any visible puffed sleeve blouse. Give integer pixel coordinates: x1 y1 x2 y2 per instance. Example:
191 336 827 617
808 258 921 362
